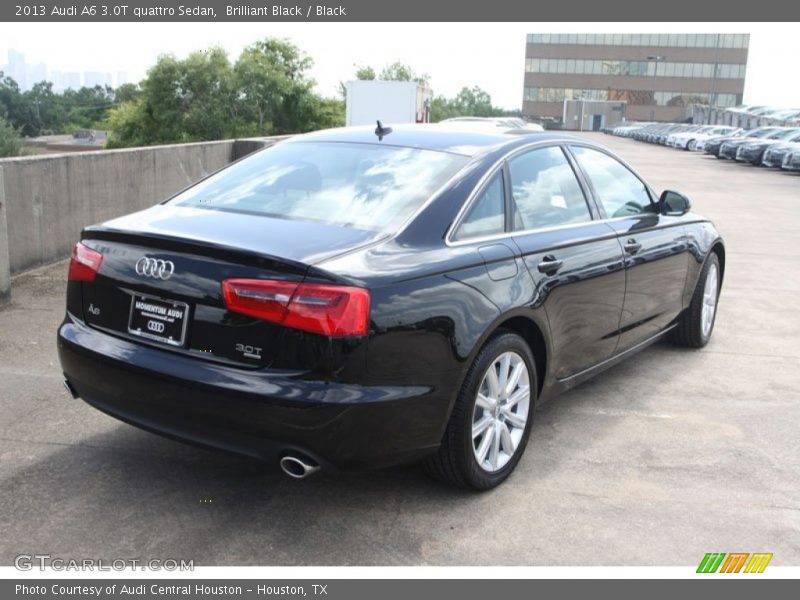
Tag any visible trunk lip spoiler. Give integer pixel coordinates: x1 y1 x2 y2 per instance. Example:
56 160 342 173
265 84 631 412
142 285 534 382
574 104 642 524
79 228 366 286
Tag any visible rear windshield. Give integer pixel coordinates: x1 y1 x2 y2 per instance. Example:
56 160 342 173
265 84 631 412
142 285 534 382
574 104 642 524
172 141 468 232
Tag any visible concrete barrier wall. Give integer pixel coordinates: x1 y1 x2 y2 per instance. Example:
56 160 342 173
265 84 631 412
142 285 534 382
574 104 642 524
0 137 280 303
1 140 235 275
0 168 9 302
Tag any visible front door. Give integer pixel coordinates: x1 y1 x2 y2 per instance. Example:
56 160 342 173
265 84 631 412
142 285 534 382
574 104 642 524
569 145 690 352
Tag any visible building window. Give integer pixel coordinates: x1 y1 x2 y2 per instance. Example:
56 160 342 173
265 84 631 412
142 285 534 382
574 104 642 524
521 31 748 49
524 86 738 109
525 57 746 79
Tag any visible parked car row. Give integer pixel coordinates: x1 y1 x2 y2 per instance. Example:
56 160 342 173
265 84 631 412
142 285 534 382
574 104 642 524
726 105 800 125
440 117 545 132
606 121 800 172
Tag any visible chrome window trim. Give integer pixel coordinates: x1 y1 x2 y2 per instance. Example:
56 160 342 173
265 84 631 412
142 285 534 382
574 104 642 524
390 141 510 240
449 163 507 243
446 140 569 246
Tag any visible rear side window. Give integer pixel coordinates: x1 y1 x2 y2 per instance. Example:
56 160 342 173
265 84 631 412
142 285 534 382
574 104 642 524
452 171 506 241
507 146 592 230
172 141 468 232
570 146 654 218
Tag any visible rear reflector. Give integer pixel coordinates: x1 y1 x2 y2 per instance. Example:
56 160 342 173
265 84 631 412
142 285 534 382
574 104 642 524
68 242 104 282
222 279 370 337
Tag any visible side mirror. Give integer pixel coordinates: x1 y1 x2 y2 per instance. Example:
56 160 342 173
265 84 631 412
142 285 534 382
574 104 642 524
659 190 692 216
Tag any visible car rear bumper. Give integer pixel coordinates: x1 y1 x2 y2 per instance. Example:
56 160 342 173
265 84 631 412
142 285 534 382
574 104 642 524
57 314 449 470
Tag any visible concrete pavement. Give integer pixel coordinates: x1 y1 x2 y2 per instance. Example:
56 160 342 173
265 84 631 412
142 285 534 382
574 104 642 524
0 133 798 566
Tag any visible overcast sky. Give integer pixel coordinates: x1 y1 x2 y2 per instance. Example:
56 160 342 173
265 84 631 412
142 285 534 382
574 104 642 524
0 22 797 109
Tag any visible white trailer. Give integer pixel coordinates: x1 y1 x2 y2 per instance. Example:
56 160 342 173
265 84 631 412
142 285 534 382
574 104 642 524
345 80 432 127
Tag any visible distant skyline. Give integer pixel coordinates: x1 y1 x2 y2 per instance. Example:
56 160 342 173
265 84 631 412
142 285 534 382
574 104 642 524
2 49 128 91
0 23 798 109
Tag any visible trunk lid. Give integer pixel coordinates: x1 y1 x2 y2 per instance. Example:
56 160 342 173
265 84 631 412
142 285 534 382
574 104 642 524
91 204 383 264
77 205 380 368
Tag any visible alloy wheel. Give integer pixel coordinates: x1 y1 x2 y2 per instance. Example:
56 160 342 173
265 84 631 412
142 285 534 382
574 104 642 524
701 263 719 338
471 351 530 473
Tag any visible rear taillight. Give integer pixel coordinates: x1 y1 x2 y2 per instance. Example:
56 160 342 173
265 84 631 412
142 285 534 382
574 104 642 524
222 279 370 337
68 242 104 282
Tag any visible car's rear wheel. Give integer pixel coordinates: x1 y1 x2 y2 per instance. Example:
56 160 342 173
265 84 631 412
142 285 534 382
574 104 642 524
425 332 536 490
669 253 721 348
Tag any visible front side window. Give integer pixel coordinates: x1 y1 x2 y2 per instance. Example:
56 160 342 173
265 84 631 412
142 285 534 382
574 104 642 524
173 142 468 232
453 171 506 241
508 146 592 230
570 146 654 218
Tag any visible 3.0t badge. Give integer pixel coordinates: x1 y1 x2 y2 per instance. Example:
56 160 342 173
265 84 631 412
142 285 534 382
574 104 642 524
135 257 175 280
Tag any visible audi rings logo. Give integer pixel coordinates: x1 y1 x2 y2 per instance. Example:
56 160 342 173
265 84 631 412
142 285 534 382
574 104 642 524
135 257 175 280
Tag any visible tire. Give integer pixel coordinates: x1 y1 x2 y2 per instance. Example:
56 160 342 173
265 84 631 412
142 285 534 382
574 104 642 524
686 139 696 151
668 253 721 348
425 331 537 490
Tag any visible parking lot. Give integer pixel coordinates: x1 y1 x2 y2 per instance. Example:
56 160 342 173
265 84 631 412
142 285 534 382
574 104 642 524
1 132 798 567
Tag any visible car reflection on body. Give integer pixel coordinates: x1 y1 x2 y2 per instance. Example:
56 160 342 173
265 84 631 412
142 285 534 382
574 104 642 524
58 124 725 489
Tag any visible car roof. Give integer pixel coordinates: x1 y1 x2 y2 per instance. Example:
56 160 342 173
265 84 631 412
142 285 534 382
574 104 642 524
289 124 574 157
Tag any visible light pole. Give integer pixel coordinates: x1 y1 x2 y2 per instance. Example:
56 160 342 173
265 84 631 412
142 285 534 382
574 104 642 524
647 55 666 120
710 34 720 109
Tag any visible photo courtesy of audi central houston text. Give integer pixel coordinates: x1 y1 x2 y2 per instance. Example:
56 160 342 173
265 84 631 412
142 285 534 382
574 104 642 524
57 125 724 490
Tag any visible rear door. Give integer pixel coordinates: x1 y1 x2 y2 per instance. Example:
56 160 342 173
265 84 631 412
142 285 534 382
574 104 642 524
569 145 690 352
506 145 626 380
447 168 531 317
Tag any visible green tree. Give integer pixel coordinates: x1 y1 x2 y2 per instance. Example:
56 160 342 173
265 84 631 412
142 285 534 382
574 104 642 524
354 65 376 81
114 83 141 104
107 47 238 147
2 72 118 136
24 81 68 135
378 62 429 86
104 96 151 148
181 48 238 140
429 86 517 121
107 38 335 147
234 38 314 135
429 96 459 121
339 62 426 99
0 115 23 157
0 73 28 133
61 85 116 130
295 95 345 131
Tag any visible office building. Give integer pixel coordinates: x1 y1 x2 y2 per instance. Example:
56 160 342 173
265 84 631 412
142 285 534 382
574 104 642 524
523 33 749 124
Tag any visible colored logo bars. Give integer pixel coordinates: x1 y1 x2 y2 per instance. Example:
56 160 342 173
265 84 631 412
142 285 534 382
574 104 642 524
697 552 773 573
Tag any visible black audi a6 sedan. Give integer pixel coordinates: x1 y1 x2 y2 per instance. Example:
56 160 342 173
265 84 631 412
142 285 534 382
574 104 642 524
58 125 725 489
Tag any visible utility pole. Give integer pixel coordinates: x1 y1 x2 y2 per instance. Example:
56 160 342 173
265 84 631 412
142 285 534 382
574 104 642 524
647 55 666 121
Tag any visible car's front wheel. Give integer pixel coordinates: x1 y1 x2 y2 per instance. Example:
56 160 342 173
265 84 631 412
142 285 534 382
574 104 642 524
669 253 721 348
425 332 536 490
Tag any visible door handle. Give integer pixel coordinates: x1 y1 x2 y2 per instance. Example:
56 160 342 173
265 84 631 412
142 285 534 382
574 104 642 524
623 239 642 254
537 255 563 274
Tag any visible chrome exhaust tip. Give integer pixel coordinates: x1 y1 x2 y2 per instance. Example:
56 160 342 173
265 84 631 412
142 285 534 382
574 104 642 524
279 454 320 479
63 379 78 399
